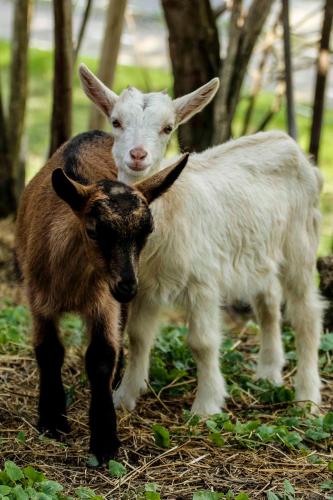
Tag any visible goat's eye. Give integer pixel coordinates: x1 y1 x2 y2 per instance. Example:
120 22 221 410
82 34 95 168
112 119 122 129
162 125 173 134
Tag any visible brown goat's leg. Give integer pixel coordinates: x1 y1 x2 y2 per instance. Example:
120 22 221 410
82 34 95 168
85 313 121 464
33 314 70 438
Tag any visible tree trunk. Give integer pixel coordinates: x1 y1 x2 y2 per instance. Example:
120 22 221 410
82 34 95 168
8 0 33 203
309 0 333 163
89 0 127 130
213 0 274 144
0 75 16 218
49 0 73 157
162 0 220 152
73 0 94 63
282 0 298 141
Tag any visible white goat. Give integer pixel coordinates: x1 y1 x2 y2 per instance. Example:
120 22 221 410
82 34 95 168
79 65 324 415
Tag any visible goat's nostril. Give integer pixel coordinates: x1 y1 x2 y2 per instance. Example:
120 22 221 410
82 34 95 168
117 281 137 297
130 147 148 161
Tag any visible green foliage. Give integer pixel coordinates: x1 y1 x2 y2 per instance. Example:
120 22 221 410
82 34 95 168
108 460 127 478
0 461 102 499
0 304 30 353
152 424 170 448
192 491 249 500
144 483 161 500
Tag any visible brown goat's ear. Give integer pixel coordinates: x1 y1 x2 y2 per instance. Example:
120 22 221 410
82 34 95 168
173 78 220 126
52 168 90 212
79 63 118 117
135 153 189 204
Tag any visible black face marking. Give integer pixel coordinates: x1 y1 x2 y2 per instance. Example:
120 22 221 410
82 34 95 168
62 130 110 184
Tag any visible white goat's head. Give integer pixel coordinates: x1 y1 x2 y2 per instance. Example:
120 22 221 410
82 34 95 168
79 64 219 183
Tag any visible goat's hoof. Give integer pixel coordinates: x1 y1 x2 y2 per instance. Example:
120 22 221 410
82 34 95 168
113 389 137 411
38 415 71 440
89 438 121 466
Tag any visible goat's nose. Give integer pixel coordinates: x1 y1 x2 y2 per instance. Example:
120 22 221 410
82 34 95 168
117 280 138 297
130 147 148 161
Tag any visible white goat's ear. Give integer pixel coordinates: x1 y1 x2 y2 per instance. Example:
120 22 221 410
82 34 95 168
79 63 118 117
173 78 220 125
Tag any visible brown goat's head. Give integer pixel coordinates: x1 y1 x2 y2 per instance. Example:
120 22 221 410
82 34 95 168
52 153 189 303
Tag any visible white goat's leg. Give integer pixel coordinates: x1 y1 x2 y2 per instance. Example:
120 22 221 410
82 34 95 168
285 285 323 405
253 284 285 385
188 289 227 416
113 298 161 411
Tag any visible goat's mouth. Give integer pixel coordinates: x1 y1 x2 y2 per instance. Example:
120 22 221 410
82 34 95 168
110 282 138 304
125 161 150 173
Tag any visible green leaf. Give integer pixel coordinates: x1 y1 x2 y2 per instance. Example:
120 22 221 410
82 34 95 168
323 412 333 432
145 483 160 500
38 480 63 495
4 462 24 482
192 491 222 500
12 485 29 500
75 486 103 499
208 432 225 447
266 492 280 500
305 429 330 441
0 487 12 496
23 466 45 484
328 462 333 472
108 460 127 478
235 494 250 500
320 333 333 352
283 479 295 498
152 424 170 448
320 480 333 491
86 456 99 468
16 432 26 444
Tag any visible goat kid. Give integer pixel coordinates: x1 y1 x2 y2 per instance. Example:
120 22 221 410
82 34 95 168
79 66 324 416
16 130 188 463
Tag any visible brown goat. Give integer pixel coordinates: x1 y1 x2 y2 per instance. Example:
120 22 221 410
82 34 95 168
16 130 188 464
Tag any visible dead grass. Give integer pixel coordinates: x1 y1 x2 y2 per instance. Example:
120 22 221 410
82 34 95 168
0 343 332 499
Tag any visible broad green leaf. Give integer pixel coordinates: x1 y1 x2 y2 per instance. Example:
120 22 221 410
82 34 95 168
23 466 45 483
283 479 295 497
12 485 29 500
323 412 333 432
4 462 24 482
320 480 333 491
0 487 12 496
305 429 330 441
108 460 127 478
266 492 280 500
75 486 103 499
208 432 225 447
320 333 333 352
86 456 99 468
38 480 63 495
152 424 170 448
192 491 222 500
145 483 160 500
235 494 250 500
16 432 26 444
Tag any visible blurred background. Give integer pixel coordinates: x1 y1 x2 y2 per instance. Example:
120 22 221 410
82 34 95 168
0 0 332 254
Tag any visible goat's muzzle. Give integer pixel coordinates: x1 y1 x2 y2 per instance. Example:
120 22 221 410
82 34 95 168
111 280 138 303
